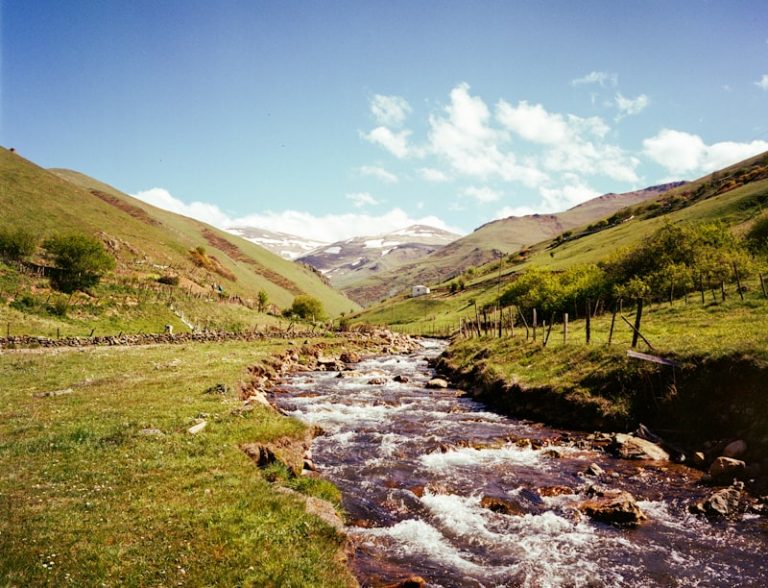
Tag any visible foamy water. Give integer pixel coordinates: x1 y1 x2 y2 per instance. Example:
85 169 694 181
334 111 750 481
274 341 768 587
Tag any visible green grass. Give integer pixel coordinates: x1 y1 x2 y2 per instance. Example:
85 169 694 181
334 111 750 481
0 340 356 587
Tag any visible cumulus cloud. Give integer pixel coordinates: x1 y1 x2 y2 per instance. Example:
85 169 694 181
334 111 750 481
463 186 502 203
756 74 768 91
615 93 649 120
642 129 768 176
496 100 569 144
132 188 462 243
493 176 601 219
419 167 451 182
358 165 398 183
370 94 412 127
362 126 411 158
132 188 232 227
427 83 548 186
346 192 380 207
572 71 618 87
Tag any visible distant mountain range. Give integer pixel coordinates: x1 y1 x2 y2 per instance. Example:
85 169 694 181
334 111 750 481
226 226 327 260
297 225 460 284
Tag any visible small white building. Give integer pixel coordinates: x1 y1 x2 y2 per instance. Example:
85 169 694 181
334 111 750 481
411 284 430 297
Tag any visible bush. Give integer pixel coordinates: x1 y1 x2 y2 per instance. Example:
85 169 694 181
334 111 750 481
0 227 38 261
157 275 180 286
43 233 116 293
289 295 326 321
746 213 768 254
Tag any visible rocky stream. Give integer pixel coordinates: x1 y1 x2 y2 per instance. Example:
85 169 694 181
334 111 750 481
272 339 768 587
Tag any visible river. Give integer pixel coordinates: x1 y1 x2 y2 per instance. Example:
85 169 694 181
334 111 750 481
273 340 767 587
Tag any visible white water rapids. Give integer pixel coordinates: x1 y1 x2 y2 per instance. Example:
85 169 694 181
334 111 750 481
273 340 768 587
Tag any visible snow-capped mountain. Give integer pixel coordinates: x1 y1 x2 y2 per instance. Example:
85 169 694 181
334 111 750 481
298 224 460 285
226 226 328 260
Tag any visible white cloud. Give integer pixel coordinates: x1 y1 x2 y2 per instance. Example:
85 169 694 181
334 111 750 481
539 178 602 211
419 167 451 182
463 186 502 203
132 188 232 227
615 93 649 120
756 74 768 91
362 126 411 158
572 71 618 87
346 192 380 207
132 188 463 243
370 94 412 127
496 100 569 144
358 165 398 183
643 129 768 176
427 83 548 186
494 205 537 219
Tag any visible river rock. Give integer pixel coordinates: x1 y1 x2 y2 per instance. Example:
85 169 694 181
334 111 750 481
367 377 387 385
709 456 746 479
578 489 646 526
585 463 605 477
537 485 575 497
394 374 410 383
480 495 526 516
723 440 748 459
611 433 669 462
336 370 363 378
382 576 427 588
340 350 361 364
690 487 742 517
425 378 449 389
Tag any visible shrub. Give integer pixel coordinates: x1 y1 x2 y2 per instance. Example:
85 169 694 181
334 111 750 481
157 275 180 286
0 227 38 261
289 295 326 321
746 212 768 254
43 233 116 293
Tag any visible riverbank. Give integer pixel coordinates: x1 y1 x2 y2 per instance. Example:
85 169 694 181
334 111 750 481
0 329 415 587
437 337 768 490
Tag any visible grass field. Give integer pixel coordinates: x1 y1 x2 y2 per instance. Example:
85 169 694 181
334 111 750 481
0 340 355 587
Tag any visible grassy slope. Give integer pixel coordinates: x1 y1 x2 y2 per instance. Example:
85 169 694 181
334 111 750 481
353 161 768 335
343 187 669 305
0 339 356 587
0 147 357 318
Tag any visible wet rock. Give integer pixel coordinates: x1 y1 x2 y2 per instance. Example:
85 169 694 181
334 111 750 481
394 374 410 383
585 463 605 477
578 489 646 527
723 440 748 459
693 452 707 467
340 350 361 363
408 485 425 498
383 576 428 588
611 433 669 462
480 495 526 516
690 487 742 517
188 421 207 435
425 378 449 389
542 448 562 458
709 456 746 479
537 485 575 497
367 377 387 385
336 370 363 378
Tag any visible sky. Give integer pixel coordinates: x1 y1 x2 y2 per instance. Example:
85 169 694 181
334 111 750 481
3 0 768 242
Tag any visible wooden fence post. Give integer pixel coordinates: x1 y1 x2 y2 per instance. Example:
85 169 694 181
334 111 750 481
585 299 591 344
563 312 568 344
760 273 768 298
631 299 644 348
733 263 744 301
532 308 538 341
608 303 617 345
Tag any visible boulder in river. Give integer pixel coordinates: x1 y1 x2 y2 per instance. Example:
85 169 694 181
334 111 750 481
367 377 387 385
340 350 362 364
425 378 449 389
689 487 742 517
382 576 427 588
394 374 410 383
611 433 669 462
578 489 647 527
708 456 746 479
584 463 605 477
722 440 748 459
480 495 527 516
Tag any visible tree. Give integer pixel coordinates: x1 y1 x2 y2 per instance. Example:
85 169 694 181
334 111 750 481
0 227 38 261
43 233 116 293
289 295 326 321
257 288 269 312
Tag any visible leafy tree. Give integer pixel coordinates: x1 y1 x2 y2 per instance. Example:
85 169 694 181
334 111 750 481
257 288 269 312
289 295 326 321
43 233 116 293
745 212 768 255
0 227 38 261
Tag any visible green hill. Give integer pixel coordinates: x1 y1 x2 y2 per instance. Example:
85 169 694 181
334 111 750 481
0 147 358 334
344 183 682 305
352 150 768 334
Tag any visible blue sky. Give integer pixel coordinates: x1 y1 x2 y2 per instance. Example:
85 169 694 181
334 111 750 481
3 0 768 241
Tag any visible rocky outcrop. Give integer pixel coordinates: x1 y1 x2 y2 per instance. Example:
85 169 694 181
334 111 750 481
690 485 744 518
578 488 646 527
708 456 746 480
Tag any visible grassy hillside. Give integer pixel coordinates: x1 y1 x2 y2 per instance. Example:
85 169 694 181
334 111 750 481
344 184 680 305
0 147 358 335
352 151 768 335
